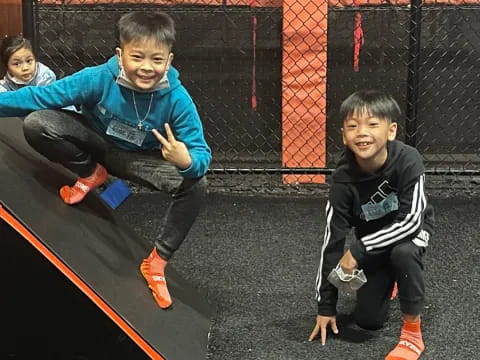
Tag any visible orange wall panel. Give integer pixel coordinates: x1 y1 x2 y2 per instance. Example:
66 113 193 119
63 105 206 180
0 0 23 37
282 0 327 184
0 0 23 76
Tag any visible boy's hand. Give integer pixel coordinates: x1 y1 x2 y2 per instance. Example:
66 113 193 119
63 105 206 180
339 249 358 274
153 124 192 170
308 315 338 345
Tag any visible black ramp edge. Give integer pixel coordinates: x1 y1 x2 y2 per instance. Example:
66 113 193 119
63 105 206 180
0 117 213 360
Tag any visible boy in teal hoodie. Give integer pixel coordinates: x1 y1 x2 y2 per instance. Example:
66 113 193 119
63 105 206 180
0 11 211 309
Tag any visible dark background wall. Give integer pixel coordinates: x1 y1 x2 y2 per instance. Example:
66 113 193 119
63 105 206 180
31 4 480 169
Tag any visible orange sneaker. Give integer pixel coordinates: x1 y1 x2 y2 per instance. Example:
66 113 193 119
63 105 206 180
59 163 108 205
140 248 172 309
385 320 425 360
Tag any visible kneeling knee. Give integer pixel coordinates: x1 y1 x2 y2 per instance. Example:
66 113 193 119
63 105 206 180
23 111 43 132
354 315 385 330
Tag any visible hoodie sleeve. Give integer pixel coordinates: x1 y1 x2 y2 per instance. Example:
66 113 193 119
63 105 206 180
316 182 352 316
170 100 211 178
0 67 100 117
357 149 433 252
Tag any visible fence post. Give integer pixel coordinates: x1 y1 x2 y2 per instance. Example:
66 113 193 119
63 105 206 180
22 0 36 51
405 0 422 147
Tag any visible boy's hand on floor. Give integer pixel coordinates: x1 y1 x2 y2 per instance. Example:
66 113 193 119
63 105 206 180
308 315 338 345
153 124 192 170
339 249 358 274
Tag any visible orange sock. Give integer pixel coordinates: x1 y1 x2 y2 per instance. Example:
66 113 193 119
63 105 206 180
391 282 399 300
59 163 107 205
140 248 172 309
385 319 425 360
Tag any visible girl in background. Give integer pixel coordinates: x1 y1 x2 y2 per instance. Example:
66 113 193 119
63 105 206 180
0 35 56 92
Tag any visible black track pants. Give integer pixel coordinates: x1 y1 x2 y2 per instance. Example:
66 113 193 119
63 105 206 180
353 240 426 330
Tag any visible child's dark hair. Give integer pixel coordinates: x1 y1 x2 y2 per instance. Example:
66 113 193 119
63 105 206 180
339 90 401 124
0 35 34 68
117 11 176 50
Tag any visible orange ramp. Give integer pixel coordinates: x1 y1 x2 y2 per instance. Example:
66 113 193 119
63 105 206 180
0 117 212 360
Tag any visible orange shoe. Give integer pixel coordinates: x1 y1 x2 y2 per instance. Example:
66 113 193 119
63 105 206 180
59 163 108 205
140 248 172 309
385 320 425 360
391 282 399 300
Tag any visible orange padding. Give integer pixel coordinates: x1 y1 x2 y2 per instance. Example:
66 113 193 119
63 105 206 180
282 0 327 184
333 0 480 5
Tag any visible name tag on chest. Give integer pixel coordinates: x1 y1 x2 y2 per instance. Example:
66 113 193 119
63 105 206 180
106 119 146 147
361 192 399 222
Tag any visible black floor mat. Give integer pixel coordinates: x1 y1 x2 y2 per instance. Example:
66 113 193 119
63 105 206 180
115 193 479 360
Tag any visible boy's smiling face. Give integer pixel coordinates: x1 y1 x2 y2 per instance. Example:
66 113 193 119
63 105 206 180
116 37 173 91
342 109 397 173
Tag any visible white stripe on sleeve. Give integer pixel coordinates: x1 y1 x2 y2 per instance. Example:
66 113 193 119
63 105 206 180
315 201 333 301
361 175 426 251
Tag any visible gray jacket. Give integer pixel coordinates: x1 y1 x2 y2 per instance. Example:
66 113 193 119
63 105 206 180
0 62 56 92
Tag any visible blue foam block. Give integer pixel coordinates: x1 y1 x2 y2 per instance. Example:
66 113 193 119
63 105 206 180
100 179 132 209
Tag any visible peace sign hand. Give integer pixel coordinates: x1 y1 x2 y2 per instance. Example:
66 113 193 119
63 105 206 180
152 124 192 170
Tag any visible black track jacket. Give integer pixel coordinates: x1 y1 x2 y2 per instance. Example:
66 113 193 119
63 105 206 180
315 140 435 316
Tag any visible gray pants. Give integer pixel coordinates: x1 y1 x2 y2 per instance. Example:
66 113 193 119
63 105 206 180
23 109 207 260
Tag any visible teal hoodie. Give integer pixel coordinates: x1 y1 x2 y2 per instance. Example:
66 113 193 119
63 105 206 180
0 56 211 178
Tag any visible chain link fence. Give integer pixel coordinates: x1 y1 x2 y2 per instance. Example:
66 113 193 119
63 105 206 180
25 0 480 195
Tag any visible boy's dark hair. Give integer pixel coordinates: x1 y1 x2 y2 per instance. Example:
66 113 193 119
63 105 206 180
117 11 176 50
0 35 34 68
339 90 401 124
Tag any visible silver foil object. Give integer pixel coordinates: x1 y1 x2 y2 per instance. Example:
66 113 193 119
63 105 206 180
327 264 367 291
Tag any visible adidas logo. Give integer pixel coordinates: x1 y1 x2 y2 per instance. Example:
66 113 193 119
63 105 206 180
398 340 421 355
76 182 91 193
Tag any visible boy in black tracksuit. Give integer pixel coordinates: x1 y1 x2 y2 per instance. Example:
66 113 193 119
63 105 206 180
308 90 434 360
